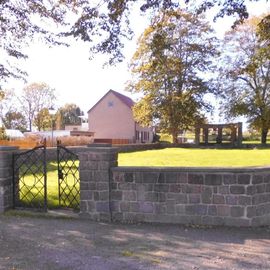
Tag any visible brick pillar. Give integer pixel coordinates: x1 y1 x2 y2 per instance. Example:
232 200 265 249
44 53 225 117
0 146 18 213
79 146 118 221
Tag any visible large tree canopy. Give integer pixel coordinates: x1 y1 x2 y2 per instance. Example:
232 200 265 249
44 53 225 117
0 0 267 81
220 15 270 144
128 9 219 143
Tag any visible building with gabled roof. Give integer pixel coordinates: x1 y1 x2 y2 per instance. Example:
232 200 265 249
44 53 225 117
88 90 154 144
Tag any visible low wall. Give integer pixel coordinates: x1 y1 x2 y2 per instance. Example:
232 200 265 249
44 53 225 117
110 167 270 226
79 147 270 227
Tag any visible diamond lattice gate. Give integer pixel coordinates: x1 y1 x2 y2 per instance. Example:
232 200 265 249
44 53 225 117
13 142 80 211
13 145 47 211
57 141 80 210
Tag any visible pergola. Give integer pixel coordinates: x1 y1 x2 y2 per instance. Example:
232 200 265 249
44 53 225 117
194 122 242 146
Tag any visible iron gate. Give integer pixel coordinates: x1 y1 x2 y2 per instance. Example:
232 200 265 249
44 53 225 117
13 144 47 211
57 141 80 210
13 141 80 211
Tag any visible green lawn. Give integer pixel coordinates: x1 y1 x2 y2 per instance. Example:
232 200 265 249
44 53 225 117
18 161 79 209
118 148 270 167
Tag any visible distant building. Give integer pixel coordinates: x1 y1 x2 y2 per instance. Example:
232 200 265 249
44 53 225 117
88 90 154 143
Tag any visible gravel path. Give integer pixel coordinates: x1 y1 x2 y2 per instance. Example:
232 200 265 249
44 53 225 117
0 211 270 270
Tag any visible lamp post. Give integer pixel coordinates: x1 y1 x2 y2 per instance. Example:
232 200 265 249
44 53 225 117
48 107 57 147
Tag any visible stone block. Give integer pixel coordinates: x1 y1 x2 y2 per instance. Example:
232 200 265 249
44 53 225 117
158 192 166 202
113 172 125 182
169 184 182 193
139 202 154 213
224 217 250 227
94 192 99 200
188 194 201 204
188 174 204 185
143 172 159 183
96 182 108 191
125 172 134 183
230 185 245 194
218 186 229 194
80 190 93 200
112 212 123 222
176 204 185 214
154 204 166 214
179 173 188 183
247 185 256 195
208 205 217 216
256 184 265 194
253 174 264 184
217 205 230 216
205 174 222 185
120 201 130 212
154 184 169 193
99 191 109 201
223 174 237 185
157 173 165 183
123 191 136 201
237 174 251 185
144 192 158 202
96 202 109 212
213 195 225 204
129 202 139 212
186 185 202 194
185 205 207 216
247 206 256 218
263 174 270 183
211 216 225 226
166 200 176 214
231 206 244 217
110 201 120 211
110 190 123 201
238 196 252 206
94 171 109 182
80 200 88 212
266 184 270 192
167 193 187 204
165 172 178 183
201 187 212 204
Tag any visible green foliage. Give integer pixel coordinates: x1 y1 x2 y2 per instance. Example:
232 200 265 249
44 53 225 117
0 126 8 140
3 111 27 132
0 0 265 81
19 82 56 131
34 108 51 131
57 103 84 129
128 9 218 143
220 15 270 144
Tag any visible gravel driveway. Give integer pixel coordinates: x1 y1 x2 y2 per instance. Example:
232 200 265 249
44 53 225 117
0 210 270 270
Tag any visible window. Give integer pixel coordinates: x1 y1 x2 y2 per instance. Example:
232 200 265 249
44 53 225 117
108 101 114 107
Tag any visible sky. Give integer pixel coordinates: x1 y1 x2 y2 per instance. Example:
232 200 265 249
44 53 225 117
3 1 270 122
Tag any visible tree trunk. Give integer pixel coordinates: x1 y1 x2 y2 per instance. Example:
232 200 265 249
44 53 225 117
261 128 268 145
172 131 178 144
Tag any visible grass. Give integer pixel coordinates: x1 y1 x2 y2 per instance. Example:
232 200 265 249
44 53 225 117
118 148 270 167
17 161 80 209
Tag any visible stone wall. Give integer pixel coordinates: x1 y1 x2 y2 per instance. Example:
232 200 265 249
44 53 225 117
79 147 270 227
110 167 270 226
0 146 18 212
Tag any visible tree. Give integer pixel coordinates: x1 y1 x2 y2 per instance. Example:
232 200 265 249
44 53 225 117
19 82 56 131
57 103 84 129
127 9 219 143
2 111 27 131
0 0 267 81
34 108 51 131
220 16 270 144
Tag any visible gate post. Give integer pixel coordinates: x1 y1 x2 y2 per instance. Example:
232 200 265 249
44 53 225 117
78 146 118 221
0 146 19 213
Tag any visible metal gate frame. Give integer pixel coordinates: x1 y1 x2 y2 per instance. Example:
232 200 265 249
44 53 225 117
13 144 47 211
57 141 80 210
13 141 80 211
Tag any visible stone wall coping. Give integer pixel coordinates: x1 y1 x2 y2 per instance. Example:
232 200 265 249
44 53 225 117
81 147 119 153
0 146 19 151
112 166 270 173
